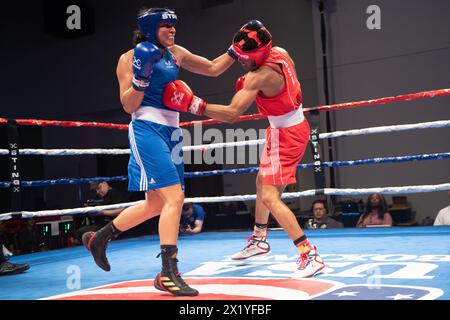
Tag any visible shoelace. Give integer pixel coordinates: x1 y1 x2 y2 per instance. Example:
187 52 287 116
243 236 260 250
246 235 267 244
246 235 255 243
156 253 185 284
174 272 189 287
156 252 179 263
296 252 311 268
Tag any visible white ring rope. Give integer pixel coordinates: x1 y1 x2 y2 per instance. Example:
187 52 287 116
0 149 130 156
1 183 449 220
0 120 448 156
183 138 265 152
0 201 142 221
319 120 450 139
186 183 450 203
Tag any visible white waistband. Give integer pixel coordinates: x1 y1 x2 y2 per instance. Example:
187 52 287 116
132 106 180 127
267 106 304 129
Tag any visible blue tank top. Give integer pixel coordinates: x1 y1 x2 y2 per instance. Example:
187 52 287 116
141 49 179 111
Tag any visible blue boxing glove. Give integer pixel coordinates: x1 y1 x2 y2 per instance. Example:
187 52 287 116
132 42 161 91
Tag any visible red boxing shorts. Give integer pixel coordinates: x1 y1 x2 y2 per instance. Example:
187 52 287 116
259 119 310 185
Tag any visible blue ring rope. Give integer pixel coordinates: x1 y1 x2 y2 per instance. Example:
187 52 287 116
0 152 448 188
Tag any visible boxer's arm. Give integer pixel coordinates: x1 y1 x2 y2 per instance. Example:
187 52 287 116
169 45 234 77
204 88 257 123
203 73 263 123
116 51 145 114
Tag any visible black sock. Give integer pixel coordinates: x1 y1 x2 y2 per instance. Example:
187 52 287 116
293 235 307 246
255 222 268 229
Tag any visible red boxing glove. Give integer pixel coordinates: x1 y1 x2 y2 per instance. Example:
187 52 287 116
235 75 246 92
163 80 207 116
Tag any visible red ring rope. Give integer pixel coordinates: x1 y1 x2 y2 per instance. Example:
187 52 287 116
1 88 448 129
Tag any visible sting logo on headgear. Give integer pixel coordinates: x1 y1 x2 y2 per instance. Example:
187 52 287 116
231 20 272 70
137 8 177 48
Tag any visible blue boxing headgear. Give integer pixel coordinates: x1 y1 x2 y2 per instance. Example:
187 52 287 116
137 8 177 48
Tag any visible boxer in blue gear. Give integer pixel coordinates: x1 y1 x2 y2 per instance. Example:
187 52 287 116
82 7 235 297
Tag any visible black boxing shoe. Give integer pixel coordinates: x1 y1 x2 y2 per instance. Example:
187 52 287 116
82 222 122 272
154 271 199 297
154 247 199 297
82 231 111 272
0 261 30 276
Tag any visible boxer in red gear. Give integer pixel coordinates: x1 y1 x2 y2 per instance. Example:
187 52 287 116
164 20 325 278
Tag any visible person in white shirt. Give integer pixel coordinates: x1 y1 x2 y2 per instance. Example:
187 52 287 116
434 190 450 226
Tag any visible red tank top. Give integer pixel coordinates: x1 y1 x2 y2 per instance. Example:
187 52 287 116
255 47 303 116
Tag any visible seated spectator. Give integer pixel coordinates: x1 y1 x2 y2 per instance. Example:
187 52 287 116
15 218 47 254
0 222 18 255
304 200 343 230
94 181 126 206
0 236 29 276
434 190 450 226
179 203 205 235
74 182 125 244
356 193 393 228
421 216 435 226
2 244 13 259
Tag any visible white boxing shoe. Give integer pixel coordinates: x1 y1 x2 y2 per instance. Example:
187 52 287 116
230 236 271 260
292 246 325 278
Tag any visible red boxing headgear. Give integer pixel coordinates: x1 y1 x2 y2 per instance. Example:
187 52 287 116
231 22 272 70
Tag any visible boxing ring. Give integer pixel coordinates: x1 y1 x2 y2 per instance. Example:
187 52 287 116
1 88 449 300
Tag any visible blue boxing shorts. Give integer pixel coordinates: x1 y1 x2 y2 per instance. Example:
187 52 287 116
127 119 184 191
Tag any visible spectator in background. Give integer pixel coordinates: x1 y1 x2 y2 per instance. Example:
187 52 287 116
74 182 126 244
2 244 13 260
421 216 435 226
304 200 343 230
0 236 29 276
356 193 393 228
15 218 47 254
179 203 205 235
94 181 126 206
434 190 450 226
0 222 17 255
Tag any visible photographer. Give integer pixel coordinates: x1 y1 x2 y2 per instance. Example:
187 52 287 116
179 203 205 235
